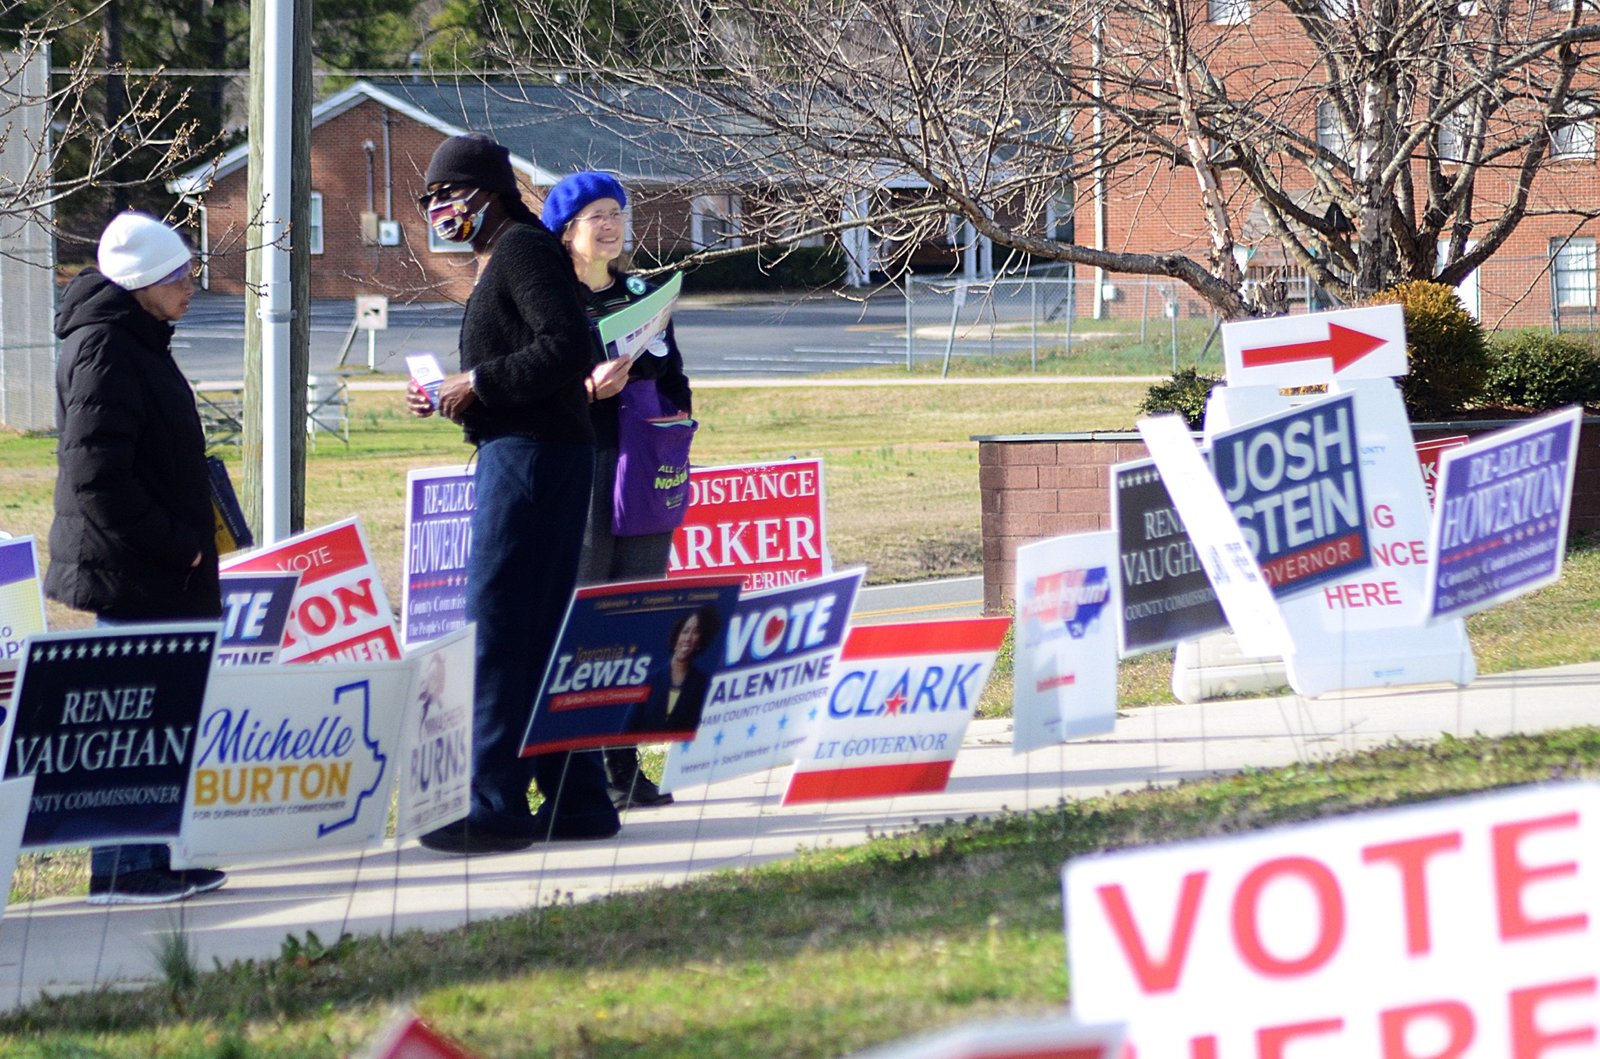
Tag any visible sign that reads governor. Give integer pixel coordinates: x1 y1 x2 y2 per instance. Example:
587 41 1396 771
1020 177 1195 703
669 458 827 591
1064 783 1600 1058
1207 393 1371 598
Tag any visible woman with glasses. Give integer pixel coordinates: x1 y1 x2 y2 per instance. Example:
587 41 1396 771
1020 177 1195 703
47 211 227 904
540 170 694 810
406 135 622 854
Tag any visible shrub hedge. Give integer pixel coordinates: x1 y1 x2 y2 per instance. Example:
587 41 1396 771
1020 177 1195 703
1368 281 1489 420
1482 332 1600 411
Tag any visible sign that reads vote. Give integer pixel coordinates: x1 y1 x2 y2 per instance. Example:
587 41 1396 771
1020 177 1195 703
216 572 298 666
1112 459 1227 656
402 465 474 648
223 518 401 664
784 617 1010 805
1425 406 1582 622
1013 532 1119 752
6 625 217 850
1207 393 1372 598
1064 783 1600 1059
660 568 862 792
0 536 46 664
669 458 827 592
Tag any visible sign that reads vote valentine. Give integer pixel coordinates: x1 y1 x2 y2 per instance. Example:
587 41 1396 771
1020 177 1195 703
784 617 1010 805
0 536 46 665
1425 405 1583 622
1064 783 1600 1058
1112 459 1227 656
6 625 217 850
669 458 827 592
402 465 474 648
1206 392 1372 598
216 572 298 666
223 518 401 664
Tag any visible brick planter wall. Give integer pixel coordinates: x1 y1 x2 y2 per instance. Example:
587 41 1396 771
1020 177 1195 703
976 417 1600 615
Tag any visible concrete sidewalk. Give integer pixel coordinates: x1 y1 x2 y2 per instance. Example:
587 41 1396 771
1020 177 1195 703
2 661 1596 1011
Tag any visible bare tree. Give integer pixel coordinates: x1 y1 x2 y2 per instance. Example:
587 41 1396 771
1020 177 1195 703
485 0 1599 318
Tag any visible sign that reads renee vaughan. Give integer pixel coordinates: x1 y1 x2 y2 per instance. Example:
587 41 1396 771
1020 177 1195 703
1111 459 1227 656
6 625 217 850
1064 783 1600 1058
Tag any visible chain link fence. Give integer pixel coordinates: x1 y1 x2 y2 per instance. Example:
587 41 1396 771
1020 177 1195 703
0 46 56 435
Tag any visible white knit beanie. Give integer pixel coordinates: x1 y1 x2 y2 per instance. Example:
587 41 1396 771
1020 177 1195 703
97 212 192 291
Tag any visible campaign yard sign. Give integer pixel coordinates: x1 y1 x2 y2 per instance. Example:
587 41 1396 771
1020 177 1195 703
669 458 827 591
1425 406 1583 622
784 617 1010 805
6 625 217 850
1064 783 1600 1059
175 659 409 864
849 1017 1126 1059
0 776 33 923
523 576 743 755
0 536 46 664
222 518 401 664
660 568 862 792
402 465 474 648
1014 532 1119 752
394 625 474 841
1416 435 1470 508
216 572 299 666
1112 459 1227 656
1206 393 1372 598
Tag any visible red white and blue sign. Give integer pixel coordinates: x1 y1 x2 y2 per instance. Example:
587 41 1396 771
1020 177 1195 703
522 575 743 755
1424 406 1582 621
401 466 474 648
1206 393 1372 598
783 617 1010 805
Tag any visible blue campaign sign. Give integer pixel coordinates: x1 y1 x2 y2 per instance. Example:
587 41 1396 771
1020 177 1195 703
216 572 299 666
6 624 218 850
1207 393 1372 598
1426 406 1582 621
402 466 475 648
522 576 743 755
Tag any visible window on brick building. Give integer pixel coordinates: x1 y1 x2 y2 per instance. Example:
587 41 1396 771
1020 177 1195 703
1209 0 1250 23
691 194 742 250
307 192 324 255
1316 101 1349 162
1551 114 1596 160
1551 237 1598 308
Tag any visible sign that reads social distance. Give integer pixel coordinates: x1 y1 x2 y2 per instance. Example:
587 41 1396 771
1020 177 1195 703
402 465 474 648
1064 783 1600 1058
660 568 862 792
669 458 827 592
784 617 1010 805
1013 532 1119 752
1425 405 1583 622
0 536 47 664
1111 459 1227 656
222 518 401 664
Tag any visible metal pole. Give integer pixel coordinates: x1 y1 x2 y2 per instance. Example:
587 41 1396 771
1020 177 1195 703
367 329 377 371
259 0 293 543
904 276 914 370
1030 280 1037 372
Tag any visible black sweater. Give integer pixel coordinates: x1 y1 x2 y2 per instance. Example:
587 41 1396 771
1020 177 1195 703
456 221 596 446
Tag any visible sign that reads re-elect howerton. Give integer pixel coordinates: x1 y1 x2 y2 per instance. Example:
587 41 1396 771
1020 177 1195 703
1111 459 1227 656
1207 392 1372 598
1425 405 1583 622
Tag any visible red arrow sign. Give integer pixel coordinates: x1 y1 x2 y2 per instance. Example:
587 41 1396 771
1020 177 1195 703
1239 323 1386 373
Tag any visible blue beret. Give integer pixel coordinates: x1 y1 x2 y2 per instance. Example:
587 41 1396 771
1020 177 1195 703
541 171 628 234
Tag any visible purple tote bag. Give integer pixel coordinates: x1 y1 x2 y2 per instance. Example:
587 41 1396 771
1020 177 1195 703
613 380 697 537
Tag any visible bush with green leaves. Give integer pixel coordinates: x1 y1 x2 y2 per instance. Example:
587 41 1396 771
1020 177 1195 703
1482 332 1600 411
1368 281 1489 420
1139 367 1223 429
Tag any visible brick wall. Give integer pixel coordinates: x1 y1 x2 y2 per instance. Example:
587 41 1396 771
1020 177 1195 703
978 418 1600 614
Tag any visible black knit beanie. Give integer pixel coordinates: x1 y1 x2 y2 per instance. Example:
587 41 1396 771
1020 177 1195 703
420 134 519 200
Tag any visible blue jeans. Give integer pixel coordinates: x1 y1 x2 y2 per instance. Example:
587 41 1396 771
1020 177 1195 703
90 616 170 880
465 436 617 839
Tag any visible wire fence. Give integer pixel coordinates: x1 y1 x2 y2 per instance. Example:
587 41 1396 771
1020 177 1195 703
0 47 56 435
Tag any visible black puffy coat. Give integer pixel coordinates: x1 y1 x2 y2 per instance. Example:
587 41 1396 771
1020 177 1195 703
45 268 221 620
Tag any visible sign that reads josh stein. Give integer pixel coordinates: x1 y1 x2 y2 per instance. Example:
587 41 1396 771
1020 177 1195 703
1426 406 1582 621
1207 393 1371 598
1112 459 1227 656
669 458 827 591
6 625 217 850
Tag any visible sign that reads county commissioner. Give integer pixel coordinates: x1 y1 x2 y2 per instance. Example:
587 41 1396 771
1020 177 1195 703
669 458 827 591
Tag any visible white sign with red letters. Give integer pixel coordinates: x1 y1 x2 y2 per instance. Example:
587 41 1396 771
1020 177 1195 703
1064 783 1600 1058
668 458 828 592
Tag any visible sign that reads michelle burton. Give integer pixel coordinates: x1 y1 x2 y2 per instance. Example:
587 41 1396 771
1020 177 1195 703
216 572 298 666
1206 392 1372 598
0 536 47 664
402 465 474 648
1112 458 1227 656
1064 783 1600 1058
1425 405 1582 622
660 568 863 792
522 576 744 756
394 625 474 842
668 458 827 592
6 625 217 850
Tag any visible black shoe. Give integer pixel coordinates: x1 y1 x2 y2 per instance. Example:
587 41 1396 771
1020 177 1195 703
86 869 197 906
609 774 674 810
177 868 228 895
530 802 622 841
418 820 534 856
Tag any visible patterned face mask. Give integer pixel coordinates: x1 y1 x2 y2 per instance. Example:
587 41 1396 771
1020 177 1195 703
427 188 488 243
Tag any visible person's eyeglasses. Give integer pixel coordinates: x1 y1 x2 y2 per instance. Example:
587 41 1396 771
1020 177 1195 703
418 183 475 207
155 264 193 286
574 208 625 226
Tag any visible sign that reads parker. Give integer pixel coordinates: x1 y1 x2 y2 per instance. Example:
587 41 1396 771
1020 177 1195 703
784 617 1010 805
1064 783 1600 1058
223 518 401 664
216 572 298 666
395 624 474 841
669 458 827 592
175 660 408 864
1014 532 1119 753
1425 405 1582 622
402 465 474 648
660 568 862 792
6 625 217 850
523 576 743 755
0 536 46 664
1207 392 1372 598
1112 458 1227 656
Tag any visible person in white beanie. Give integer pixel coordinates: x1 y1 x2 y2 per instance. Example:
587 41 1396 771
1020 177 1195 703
46 211 226 905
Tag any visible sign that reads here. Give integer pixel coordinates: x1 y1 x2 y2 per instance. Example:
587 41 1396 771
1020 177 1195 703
1064 783 1600 1058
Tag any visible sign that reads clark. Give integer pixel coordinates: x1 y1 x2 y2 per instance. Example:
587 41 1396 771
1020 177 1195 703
669 458 827 591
